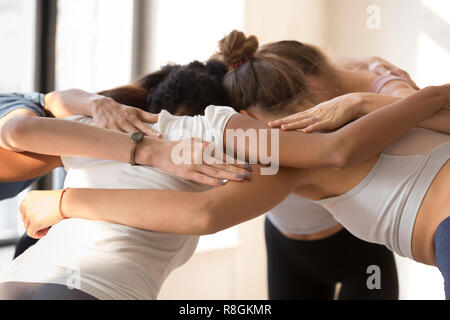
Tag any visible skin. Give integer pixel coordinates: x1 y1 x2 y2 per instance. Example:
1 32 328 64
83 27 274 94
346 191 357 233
0 91 250 186
21 84 450 269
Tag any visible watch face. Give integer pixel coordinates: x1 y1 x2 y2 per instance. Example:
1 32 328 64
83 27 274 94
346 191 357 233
131 132 144 142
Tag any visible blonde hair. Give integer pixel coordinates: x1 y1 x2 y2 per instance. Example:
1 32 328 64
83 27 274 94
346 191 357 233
213 30 334 114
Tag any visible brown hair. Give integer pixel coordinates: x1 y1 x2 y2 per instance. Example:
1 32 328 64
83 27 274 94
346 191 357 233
96 61 230 116
213 30 335 114
97 67 174 110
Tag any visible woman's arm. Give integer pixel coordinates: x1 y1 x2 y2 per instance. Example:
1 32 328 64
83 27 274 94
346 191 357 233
0 108 156 161
0 147 61 182
237 86 449 169
44 89 161 137
359 93 450 135
21 165 300 238
18 86 450 238
269 91 450 135
0 109 249 186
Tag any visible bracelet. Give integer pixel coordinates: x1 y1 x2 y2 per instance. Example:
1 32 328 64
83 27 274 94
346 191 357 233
59 188 71 220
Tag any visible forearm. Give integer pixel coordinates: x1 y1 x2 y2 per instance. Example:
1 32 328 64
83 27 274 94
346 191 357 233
62 188 213 235
60 166 298 235
1 115 157 164
358 93 450 134
44 89 99 118
335 86 448 167
418 109 450 135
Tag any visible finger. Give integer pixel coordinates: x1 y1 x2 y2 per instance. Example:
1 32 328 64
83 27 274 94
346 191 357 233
19 200 27 222
210 162 252 176
107 122 126 133
303 121 329 133
137 110 159 123
374 65 391 75
188 172 227 187
133 120 162 138
195 164 249 182
36 227 50 239
211 153 252 172
27 225 37 239
24 218 30 232
281 118 318 130
116 120 140 134
269 114 310 127
395 70 420 90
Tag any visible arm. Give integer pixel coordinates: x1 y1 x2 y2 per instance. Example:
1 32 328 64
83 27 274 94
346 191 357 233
0 108 156 162
270 89 450 136
20 86 450 237
0 109 249 186
359 93 450 135
0 147 60 182
248 86 449 168
21 165 300 237
334 55 420 90
44 89 161 137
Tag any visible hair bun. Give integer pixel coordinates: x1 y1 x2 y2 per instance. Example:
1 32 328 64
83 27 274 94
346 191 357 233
215 30 259 68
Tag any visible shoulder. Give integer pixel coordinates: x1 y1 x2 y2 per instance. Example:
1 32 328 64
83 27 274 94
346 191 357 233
0 93 46 118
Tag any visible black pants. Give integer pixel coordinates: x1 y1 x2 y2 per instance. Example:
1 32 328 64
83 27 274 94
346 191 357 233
265 217 399 300
0 282 98 300
14 233 38 259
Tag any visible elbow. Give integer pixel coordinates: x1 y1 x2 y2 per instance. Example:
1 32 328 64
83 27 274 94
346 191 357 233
1 116 34 151
191 198 222 235
325 136 353 169
332 151 352 169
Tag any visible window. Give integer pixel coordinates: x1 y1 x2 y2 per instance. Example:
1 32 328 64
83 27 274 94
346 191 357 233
55 0 134 91
0 0 36 242
0 0 245 252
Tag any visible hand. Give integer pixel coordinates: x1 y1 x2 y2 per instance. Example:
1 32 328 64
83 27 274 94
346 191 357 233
90 96 161 137
367 56 420 90
20 190 64 239
138 137 252 187
269 93 363 133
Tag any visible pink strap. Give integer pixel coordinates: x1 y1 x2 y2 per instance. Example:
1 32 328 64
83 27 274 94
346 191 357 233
369 73 405 94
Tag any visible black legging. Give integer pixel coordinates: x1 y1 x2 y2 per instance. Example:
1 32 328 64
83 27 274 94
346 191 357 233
0 282 98 300
14 233 38 258
265 217 399 300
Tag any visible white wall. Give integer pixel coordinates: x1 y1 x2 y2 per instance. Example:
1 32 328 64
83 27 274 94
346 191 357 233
241 0 449 300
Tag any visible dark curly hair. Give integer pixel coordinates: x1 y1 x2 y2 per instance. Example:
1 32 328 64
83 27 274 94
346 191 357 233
98 60 231 116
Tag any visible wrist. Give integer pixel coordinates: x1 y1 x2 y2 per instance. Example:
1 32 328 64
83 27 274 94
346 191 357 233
349 93 368 117
134 136 160 166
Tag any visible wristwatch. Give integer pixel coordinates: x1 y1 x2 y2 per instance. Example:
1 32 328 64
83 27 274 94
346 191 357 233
130 131 144 166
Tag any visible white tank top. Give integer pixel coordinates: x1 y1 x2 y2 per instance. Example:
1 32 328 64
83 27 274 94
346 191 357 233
0 105 238 300
266 195 339 235
313 127 450 259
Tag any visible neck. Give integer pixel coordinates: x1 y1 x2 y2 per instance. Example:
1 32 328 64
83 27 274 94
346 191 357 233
332 67 377 93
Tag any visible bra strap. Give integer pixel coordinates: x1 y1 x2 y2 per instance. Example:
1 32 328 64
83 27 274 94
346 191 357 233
369 73 405 93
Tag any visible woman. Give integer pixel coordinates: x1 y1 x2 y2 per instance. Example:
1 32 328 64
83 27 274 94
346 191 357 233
3 55 407 300
16 55 413 299
4 42 450 302
0 61 251 258
262 56 417 300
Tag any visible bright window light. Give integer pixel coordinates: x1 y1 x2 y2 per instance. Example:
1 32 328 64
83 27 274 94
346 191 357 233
416 32 450 87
